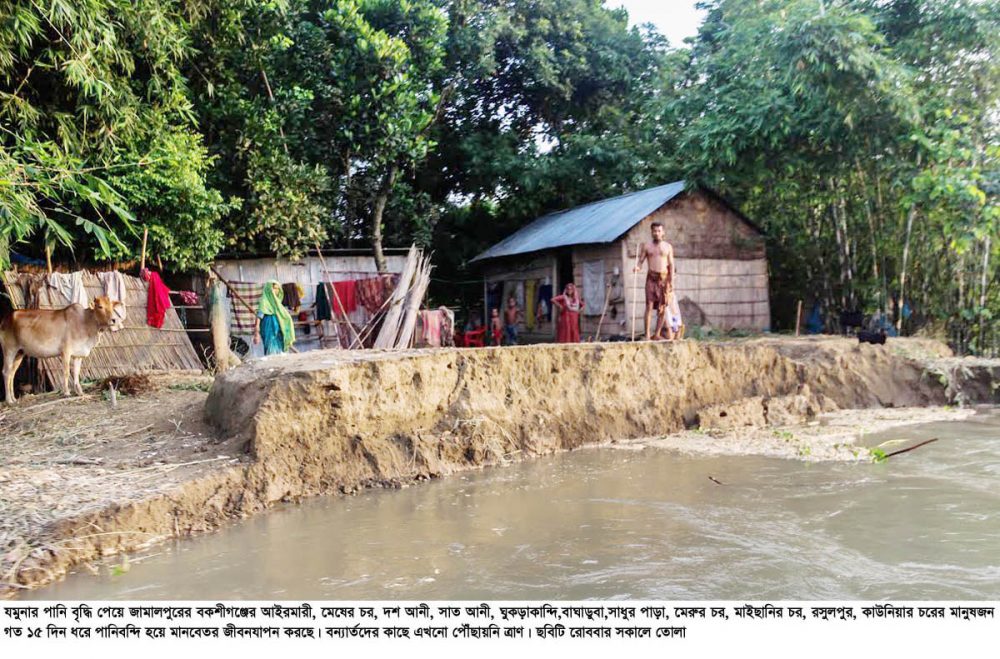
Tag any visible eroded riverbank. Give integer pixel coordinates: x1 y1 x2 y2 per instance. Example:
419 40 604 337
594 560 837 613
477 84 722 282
2 336 998 597
25 408 1000 600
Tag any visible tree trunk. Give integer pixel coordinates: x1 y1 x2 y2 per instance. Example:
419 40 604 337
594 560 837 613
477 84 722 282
897 206 916 334
828 179 850 311
371 165 398 274
979 235 991 355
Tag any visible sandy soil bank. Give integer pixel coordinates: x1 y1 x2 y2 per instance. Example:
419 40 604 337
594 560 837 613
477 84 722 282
626 406 976 461
1 336 996 597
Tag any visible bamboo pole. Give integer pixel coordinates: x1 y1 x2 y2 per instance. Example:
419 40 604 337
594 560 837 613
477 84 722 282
375 246 419 349
795 299 803 336
313 243 362 348
45 245 52 274
209 265 256 316
140 227 148 271
630 248 640 341
592 275 616 342
884 437 938 459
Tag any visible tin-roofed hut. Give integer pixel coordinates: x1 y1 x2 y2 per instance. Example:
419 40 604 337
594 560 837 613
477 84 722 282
471 181 770 342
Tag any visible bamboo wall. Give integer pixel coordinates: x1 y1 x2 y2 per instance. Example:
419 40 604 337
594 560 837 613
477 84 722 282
621 191 770 331
2 271 202 388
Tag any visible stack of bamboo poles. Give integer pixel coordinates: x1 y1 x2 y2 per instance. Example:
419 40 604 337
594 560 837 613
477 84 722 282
373 246 433 349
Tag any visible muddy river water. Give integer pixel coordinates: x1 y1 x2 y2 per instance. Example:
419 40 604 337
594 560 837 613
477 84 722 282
27 409 1000 600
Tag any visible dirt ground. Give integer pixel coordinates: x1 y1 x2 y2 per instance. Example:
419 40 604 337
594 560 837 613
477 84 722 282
0 373 246 595
0 336 996 597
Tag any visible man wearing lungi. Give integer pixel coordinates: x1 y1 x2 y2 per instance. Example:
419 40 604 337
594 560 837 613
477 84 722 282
634 222 675 340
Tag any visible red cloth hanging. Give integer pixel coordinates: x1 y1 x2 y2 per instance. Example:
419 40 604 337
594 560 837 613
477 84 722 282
356 277 381 313
331 280 357 315
141 268 172 329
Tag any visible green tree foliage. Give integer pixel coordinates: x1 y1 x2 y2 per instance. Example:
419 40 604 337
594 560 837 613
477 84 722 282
0 0 230 269
671 0 998 353
2 0 996 355
187 0 445 267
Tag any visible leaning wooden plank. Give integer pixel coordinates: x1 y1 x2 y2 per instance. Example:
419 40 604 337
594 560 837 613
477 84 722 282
374 246 419 349
395 255 433 349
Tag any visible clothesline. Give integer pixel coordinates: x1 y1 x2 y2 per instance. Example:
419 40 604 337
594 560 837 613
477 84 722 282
224 277 390 287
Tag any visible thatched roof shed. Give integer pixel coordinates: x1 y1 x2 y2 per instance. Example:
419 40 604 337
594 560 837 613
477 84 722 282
2 270 202 389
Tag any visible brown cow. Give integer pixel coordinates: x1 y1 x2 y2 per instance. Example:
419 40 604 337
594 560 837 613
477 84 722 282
1 296 121 404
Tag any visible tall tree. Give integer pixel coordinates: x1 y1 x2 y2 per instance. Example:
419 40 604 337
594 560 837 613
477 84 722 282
0 0 229 269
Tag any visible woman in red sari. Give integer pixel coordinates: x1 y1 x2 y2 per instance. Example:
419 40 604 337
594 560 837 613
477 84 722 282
552 283 583 343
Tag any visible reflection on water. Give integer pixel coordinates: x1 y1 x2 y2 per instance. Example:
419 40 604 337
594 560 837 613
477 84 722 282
26 409 1000 601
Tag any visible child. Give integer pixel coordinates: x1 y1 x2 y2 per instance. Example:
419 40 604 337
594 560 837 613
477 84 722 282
490 308 503 346
503 295 522 345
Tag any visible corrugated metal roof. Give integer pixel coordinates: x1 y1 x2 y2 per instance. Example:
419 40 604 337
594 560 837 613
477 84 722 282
471 180 688 263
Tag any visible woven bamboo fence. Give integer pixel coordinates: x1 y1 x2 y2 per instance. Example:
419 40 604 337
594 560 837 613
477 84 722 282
2 271 202 387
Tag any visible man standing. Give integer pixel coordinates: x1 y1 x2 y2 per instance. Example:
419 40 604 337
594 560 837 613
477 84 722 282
634 222 675 340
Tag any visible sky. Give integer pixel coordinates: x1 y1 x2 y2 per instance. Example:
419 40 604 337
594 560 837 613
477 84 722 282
608 0 706 47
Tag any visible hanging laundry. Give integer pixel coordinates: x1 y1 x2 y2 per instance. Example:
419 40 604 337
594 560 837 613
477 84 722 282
177 290 200 306
96 270 127 331
356 277 383 314
227 281 262 333
582 260 605 315
525 280 537 330
141 268 171 329
420 309 442 347
14 273 45 309
47 271 88 307
331 280 357 315
314 282 332 321
281 283 301 312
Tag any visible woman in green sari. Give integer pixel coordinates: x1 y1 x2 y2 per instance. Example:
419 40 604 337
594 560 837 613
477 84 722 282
253 280 295 355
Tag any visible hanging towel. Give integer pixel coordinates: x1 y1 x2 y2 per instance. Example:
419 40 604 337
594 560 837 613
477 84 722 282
258 280 295 351
281 283 301 311
582 260 605 316
47 272 88 307
97 270 127 331
356 277 383 314
331 280 357 315
14 273 45 309
315 282 332 321
525 280 537 330
227 281 262 333
420 309 442 347
141 268 172 329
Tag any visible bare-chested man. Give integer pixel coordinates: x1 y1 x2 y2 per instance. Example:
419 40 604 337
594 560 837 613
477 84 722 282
633 222 675 340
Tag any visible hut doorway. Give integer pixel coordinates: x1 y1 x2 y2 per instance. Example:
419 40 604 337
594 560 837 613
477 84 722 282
556 248 574 290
